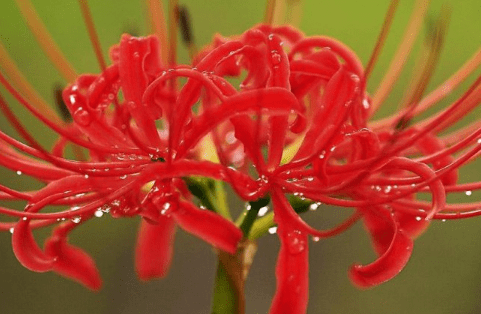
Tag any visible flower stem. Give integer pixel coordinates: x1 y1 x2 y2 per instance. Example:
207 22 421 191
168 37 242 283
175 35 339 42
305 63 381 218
211 240 257 314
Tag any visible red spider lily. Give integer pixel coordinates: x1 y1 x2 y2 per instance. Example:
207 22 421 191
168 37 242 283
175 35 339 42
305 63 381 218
0 0 480 313
187 15 481 314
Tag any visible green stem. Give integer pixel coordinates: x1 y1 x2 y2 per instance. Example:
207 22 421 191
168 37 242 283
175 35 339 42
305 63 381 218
211 240 257 314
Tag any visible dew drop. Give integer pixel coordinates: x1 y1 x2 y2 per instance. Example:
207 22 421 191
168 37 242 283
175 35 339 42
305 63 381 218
94 210 103 218
465 190 472 196
271 52 282 65
101 205 111 213
16 170 22 176
312 236 320 242
9 227 14 234
309 203 319 211
257 206 269 217
268 226 278 234
225 131 236 144
120 174 127 179
287 230 306 254
72 216 82 224
84 174 89 179
477 138 481 144
362 98 370 110
161 202 171 215
415 216 422 221
73 108 92 126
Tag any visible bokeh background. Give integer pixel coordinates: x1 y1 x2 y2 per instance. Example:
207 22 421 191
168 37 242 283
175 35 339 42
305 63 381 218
0 0 480 313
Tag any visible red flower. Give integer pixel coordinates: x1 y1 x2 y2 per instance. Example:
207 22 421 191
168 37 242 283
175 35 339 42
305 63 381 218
188 18 480 312
0 1 480 313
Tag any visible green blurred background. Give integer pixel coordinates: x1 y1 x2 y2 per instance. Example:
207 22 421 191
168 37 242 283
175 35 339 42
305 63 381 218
0 0 480 313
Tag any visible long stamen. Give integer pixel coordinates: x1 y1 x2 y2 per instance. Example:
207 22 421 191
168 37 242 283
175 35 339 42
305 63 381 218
146 0 168 64
364 0 400 81
370 0 430 116
413 47 481 116
78 0 107 71
176 5 197 60
272 0 287 26
14 0 78 82
168 0 178 68
399 5 450 112
370 47 481 130
264 0 276 25
285 0 303 27
0 42 63 125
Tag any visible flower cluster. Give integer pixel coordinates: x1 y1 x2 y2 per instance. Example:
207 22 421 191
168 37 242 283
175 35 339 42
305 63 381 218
0 1 480 313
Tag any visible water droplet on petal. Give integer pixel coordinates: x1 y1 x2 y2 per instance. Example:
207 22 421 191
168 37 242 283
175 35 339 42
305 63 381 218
312 236 320 242
161 202 171 215
287 230 306 254
73 108 92 126
94 210 103 218
271 52 281 65
16 171 22 176
72 216 81 224
9 227 14 234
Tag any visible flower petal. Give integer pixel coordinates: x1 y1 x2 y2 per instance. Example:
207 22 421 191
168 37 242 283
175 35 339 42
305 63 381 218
135 217 176 280
11 218 55 272
350 206 413 288
173 200 242 254
44 235 102 290
269 222 309 314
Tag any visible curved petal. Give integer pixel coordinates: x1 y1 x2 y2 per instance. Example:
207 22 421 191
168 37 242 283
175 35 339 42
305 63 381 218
173 200 242 254
44 235 102 290
11 218 55 272
350 206 413 288
135 217 176 280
